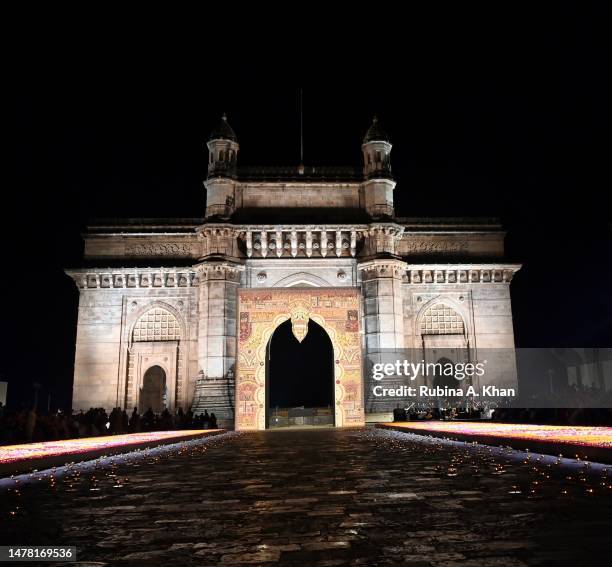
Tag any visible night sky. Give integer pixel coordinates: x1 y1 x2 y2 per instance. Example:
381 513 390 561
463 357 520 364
6 5 611 410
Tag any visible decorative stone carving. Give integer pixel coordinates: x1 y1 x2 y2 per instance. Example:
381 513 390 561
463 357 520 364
195 262 244 282
133 307 181 342
361 224 404 256
358 259 407 281
197 224 242 259
403 239 468 254
126 242 194 256
420 303 465 335
256 272 267 283
290 303 310 343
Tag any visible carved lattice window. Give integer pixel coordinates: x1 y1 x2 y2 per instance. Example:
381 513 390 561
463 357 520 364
420 304 464 335
133 307 180 342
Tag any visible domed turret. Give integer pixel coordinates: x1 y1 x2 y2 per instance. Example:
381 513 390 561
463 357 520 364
209 113 238 142
363 115 390 144
204 113 240 218
362 115 392 179
361 115 395 219
206 113 239 180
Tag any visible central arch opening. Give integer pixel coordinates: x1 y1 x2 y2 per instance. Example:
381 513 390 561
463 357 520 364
266 318 335 428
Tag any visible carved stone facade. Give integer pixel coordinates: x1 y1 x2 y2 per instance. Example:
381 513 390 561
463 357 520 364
67 115 521 427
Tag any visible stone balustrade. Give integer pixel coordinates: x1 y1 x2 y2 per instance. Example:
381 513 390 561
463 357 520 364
238 226 368 259
66 268 198 289
404 264 521 284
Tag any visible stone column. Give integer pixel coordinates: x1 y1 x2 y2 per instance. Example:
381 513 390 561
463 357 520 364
358 258 407 416
192 261 244 427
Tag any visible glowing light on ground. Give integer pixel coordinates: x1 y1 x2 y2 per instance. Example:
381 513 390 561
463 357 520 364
0 431 237 489
0 431 220 464
383 422 612 449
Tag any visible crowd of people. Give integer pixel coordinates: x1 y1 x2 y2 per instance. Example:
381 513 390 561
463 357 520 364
490 407 612 425
0 403 218 446
2 397 611 446
393 404 612 425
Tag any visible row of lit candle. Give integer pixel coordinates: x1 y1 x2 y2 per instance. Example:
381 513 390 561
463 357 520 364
383 422 612 448
0 430 219 464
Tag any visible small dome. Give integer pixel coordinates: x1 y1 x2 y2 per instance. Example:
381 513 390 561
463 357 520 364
209 113 237 142
363 115 390 143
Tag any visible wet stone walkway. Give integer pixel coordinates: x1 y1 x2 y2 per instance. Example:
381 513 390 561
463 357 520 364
1 427 611 566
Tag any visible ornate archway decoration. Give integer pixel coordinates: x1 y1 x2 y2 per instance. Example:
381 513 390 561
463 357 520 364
289 301 310 342
236 288 364 430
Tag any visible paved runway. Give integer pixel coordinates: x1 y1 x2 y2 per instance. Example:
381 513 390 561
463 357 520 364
1 428 611 565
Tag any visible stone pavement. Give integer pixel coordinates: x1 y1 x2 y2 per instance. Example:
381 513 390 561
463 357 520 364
1 427 611 566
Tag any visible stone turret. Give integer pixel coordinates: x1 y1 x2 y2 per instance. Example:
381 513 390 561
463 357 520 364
362 116 396 219
204 114 239 219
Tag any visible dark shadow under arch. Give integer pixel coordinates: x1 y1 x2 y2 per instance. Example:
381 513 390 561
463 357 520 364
266 318 334 427
433 357 457 389
140 365 166 414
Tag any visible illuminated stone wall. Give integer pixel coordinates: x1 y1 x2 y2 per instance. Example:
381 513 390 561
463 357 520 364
68 221 520 422
70 273 199 412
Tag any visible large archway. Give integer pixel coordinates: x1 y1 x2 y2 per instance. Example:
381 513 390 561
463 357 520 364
236 288 364 430
122 303 184 412
139 365 166 413
266 319 335 428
